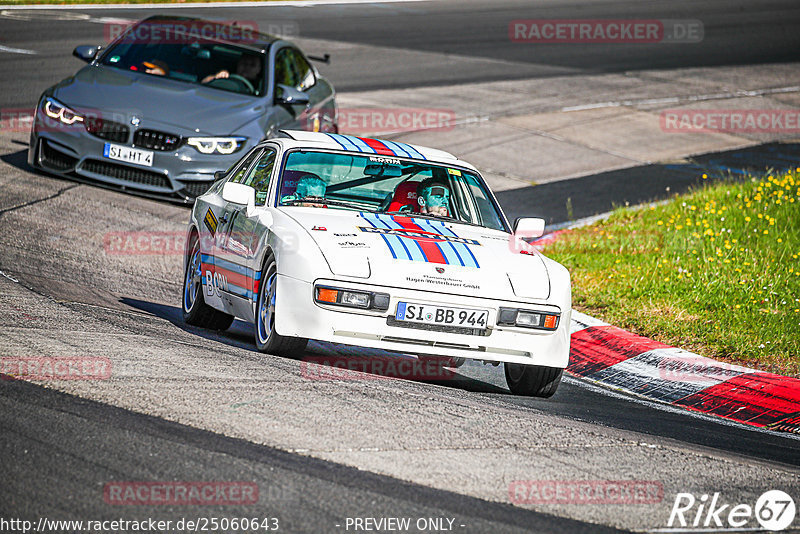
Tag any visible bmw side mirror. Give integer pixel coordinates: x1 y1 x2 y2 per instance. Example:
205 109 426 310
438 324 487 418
73 45 100 63
276 84 310 107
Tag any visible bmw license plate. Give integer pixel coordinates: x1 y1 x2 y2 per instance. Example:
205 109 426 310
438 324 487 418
103 143 153 167
395 302 488 329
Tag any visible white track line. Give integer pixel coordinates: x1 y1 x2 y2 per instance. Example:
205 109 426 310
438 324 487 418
0 44 36 54
561 85 800 112
0 0 427 10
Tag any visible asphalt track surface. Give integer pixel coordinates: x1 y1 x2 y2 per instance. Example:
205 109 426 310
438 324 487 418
1 0 800 107
1 1 800 532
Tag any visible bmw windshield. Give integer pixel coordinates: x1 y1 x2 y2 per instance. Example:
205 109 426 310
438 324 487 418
100 20 266 96
277 150 508 232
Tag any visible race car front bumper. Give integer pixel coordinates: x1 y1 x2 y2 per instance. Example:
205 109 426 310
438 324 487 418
275 275 571 368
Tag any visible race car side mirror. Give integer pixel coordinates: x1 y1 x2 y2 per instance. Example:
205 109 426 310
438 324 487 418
222 182 257 217
73 45 100 63
513 217 545 239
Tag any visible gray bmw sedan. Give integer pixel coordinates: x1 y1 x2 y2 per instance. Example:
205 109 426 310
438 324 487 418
28 16 337 202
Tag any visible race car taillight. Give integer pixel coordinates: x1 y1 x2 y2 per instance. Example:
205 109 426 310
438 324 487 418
497 307 560 331
314 285 390 311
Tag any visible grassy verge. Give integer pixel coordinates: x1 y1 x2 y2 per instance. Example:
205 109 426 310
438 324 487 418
543 169 800 376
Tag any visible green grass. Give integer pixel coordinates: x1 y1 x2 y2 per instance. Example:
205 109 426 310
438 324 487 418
543 169 800 376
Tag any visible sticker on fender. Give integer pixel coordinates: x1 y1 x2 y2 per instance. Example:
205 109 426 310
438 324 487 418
396 301 488 328
204 209 218 235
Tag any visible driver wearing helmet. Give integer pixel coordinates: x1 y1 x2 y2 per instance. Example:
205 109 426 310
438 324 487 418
296 174 326 199
416 177 451 217
281 174 328 207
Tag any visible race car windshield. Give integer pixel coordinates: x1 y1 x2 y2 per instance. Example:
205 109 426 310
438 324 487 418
278 150 508 231
100 28 265 96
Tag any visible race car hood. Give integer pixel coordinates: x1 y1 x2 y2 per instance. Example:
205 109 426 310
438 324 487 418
50 65 263 135
282 209 551 301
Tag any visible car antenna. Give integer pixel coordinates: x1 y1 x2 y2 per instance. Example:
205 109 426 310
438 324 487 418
307 53 330 64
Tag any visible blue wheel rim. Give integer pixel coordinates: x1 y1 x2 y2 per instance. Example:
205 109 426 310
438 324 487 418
257 271 277 345
183 247 201 313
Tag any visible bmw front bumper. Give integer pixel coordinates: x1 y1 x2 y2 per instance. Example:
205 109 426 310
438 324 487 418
28 108 250 202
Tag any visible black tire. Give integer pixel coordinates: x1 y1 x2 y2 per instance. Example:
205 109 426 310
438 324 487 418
254 253 308 356
504 363 563 398
182 232 234 331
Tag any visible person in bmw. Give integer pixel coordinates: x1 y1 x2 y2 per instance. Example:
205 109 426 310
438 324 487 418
28 16 337 202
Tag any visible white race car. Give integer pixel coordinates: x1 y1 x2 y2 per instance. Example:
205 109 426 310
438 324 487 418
183 131 571 397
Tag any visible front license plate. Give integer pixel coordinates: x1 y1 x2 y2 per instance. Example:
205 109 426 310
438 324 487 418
103 143 153 167
395 302 489 329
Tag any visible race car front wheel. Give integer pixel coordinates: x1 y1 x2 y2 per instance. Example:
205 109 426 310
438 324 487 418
255 253 308 356
504 363 563 398
182 232 234 331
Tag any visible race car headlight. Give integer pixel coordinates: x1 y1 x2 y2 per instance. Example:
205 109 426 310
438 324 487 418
43 97 84 125
187 137 246 155
497 307 560 330
314 285 390 311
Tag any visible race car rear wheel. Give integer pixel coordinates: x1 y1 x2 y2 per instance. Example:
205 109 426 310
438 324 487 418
255 254 308 356
504 363 563 398
182 232 234 331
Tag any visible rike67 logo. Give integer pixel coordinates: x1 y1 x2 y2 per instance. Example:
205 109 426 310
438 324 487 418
667 490 796 531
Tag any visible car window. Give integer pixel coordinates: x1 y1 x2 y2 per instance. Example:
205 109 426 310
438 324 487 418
241 148 277 205
100 23 266 96
293 50 316 91
274 48 315 91
228 148 262 184
277 150 508 231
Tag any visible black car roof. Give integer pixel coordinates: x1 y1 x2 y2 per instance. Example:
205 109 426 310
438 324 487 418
136 15 280 52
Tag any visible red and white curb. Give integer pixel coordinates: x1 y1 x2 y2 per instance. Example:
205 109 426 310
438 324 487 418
567 311 800 433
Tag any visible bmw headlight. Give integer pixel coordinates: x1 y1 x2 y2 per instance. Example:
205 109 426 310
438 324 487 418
43 97 84 125
187 137 246 155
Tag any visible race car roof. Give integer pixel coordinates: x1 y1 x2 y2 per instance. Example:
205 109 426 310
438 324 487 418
279 130 461 164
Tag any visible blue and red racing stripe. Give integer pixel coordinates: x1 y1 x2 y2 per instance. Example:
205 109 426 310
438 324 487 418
200 254 262 300
325 133 426 160
359 213 479 268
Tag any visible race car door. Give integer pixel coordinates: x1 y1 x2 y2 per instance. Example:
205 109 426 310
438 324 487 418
214 147 277 321
200 147 262 312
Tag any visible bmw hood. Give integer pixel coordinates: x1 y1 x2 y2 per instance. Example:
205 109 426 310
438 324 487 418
283 209 551 301
50 65 263 135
